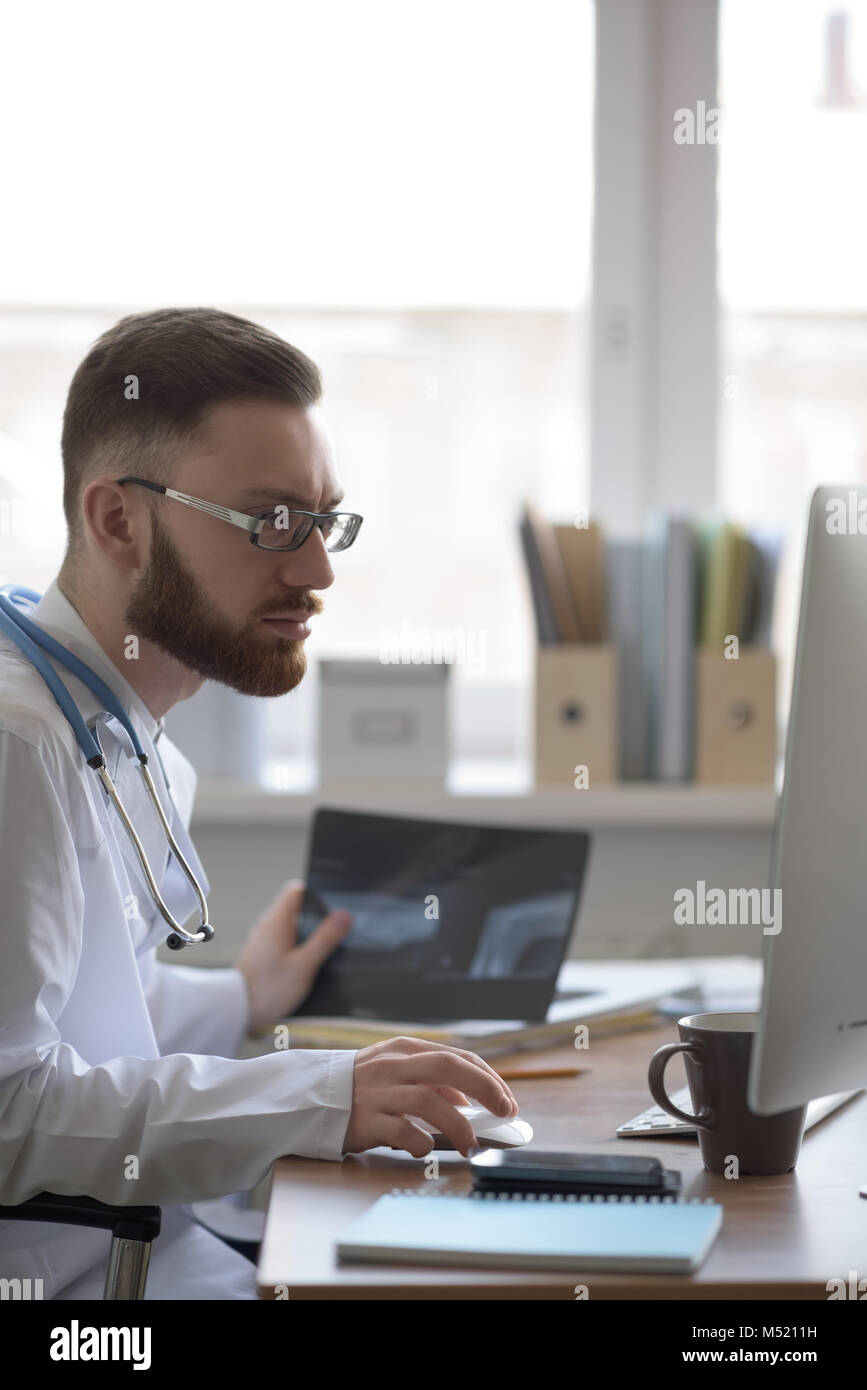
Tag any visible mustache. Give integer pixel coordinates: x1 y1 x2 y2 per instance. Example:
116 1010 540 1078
261 597 323 619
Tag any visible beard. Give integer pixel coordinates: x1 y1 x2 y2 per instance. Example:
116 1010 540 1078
124 514 318 697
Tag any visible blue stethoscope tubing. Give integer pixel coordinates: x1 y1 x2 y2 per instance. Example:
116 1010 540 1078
0 584 213 950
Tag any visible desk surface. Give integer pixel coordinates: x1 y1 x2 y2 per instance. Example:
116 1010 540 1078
257 1019 867 1299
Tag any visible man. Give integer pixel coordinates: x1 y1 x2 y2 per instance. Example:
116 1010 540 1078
0 307 517 1300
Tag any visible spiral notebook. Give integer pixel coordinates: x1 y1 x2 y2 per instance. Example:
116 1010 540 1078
335 1189 723 1274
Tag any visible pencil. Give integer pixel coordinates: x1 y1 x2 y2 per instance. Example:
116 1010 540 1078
494 1066 585 1080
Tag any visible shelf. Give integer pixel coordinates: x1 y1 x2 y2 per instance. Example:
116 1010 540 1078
191 759 777 830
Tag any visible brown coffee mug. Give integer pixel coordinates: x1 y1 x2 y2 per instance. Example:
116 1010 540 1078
648 1012 807 1177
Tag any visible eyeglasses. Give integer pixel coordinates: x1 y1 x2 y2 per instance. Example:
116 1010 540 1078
115 476 363 552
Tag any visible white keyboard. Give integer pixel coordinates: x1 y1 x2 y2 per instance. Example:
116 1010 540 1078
617 1086 861 1137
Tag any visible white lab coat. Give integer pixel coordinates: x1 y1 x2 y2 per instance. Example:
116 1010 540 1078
0 578 357 1299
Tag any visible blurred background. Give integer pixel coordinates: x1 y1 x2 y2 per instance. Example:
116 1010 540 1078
1 0 864 961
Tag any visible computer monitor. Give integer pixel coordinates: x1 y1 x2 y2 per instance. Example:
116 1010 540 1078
749 484 867 1118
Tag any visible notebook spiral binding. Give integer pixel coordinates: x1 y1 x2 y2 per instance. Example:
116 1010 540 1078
391 1188 716 1204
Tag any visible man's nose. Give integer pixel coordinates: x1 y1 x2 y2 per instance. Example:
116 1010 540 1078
274 524 336 591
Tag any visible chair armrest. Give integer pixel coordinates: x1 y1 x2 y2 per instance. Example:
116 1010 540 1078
0 1191 161 1242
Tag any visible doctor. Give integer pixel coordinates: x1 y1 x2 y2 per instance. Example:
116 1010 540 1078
0 306 518 1300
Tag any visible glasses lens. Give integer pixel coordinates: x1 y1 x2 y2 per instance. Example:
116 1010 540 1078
319 514 357 551
257 511 359 551
257 511 312 550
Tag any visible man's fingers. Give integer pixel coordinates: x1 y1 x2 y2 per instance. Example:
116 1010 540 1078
432 1084 470 1106
353 1114 437 1159
278 880 306 913
381 1053 515 1118
367 1036 518 1115
295 910 353 971
380 1085 479 1155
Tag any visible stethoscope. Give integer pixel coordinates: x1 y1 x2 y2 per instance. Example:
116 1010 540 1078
0 584 214 951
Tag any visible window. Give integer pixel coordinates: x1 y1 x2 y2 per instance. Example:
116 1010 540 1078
718 0 867 705
0 1 594 771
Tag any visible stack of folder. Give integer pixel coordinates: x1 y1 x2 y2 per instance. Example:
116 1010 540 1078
519 503 780 786
278 1006 660 1059
519 501 607 644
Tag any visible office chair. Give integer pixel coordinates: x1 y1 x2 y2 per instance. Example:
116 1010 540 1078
0 1191 161 1299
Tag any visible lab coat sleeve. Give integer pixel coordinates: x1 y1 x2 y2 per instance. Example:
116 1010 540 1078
139 956 251 1060
0 729 358 1209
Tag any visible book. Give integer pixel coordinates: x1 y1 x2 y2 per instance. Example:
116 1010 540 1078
518 509 560 644
335 1189 723 1273
553 521 606 641
643 516 698 780
276 1006 660 1059
605 538 647 778
741 527 783 647
699 520 751 649
522 500 583 641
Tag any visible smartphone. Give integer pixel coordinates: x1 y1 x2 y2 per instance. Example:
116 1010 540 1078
469 1149 682 1197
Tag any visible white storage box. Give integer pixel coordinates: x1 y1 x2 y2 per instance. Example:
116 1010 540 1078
318 659 449 787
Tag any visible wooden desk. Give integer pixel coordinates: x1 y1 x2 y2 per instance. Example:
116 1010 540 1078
257 1019 867 1299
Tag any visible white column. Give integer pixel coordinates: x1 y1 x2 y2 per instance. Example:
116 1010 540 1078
590 0 719 534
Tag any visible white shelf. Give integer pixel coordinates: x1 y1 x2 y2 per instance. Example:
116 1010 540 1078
191 759 776 830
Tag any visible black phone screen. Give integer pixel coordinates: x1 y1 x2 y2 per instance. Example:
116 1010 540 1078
470 1150 665 1188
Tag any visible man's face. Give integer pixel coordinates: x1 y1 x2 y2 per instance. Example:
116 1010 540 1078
124 398 342 697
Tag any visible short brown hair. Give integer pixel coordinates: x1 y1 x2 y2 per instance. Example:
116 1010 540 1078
60 306 322 564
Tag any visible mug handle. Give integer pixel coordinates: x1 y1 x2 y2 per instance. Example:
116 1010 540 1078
648 1041 716 1129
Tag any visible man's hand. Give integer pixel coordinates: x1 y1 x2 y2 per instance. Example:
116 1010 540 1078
235 878 352 1033
342 1036 520 1159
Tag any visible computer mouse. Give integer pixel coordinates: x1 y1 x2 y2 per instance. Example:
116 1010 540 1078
418 1105 534 1150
